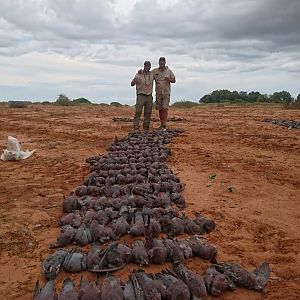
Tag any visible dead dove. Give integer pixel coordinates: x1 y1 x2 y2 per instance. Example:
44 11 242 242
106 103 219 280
62 249 87 273
42 249 68 279
33 280 57 300
58 277 79 300
132 240 149 266
49 225 76 248
101 276 123 300
78 277 101 300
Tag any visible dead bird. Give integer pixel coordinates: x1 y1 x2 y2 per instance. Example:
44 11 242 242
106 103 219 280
183 216 205 235
33 280 57 300
173 262 207 299
62 249 87 273
214 261 270 291
42 249 68 279
89 219 112 243
155 270 191 300
63 193 78 213
148 239 167 264
170 192 186 209
111 215 130 240
204 266 235 297
59 211 82 228
163 238 184 263
169 217 185 236
133 271 167 300
101 276 123 300
177 240 193 259
187 235 217 261
132 240 149 266
78 277 101 300
129 209 145 237
86 244 102 270
88 243 126 273
106 243 132 267
193 212 216 233
49 225 76 248
123 278 136 300
58 277 79 300
74 224 92 245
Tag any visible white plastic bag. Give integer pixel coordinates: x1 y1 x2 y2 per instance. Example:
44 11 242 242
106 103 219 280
1 136 35 161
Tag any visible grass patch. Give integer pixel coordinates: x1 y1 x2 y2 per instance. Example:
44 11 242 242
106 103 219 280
171 100 199 108
8 101 30 108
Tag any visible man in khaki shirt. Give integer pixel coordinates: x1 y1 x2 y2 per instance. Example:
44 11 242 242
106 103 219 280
131 60 154 131
152 57 176 129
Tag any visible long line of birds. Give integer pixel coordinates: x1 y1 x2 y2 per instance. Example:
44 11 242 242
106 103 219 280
34 129 270 299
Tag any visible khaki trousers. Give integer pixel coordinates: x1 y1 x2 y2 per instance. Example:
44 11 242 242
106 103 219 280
133 94 153 130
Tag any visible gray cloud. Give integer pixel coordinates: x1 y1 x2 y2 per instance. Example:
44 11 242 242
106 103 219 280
0 0 299 101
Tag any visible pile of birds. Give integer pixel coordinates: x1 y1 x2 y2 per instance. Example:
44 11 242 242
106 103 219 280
263 118 300 129
34 129 270 299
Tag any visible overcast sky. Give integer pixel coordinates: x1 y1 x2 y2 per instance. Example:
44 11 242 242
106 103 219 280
1 0 299 104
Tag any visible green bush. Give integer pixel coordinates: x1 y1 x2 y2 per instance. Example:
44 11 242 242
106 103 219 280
110 101 123 107
171 100 199 108
55 94 73 106
8 101 29 108
73 97 91 104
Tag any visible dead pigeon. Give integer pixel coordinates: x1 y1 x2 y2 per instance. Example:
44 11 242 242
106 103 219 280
177 240 193 259
106 243 132 267
42 249 68 279
132 240 149 266
49 225 76 248
183 217 205 235
187 235 217 261
148 239 167 264
133 271 167 300
33 280 57 300
204 266 235 296
129 209 145 237
86 244 102 270
63 194 78 213
169 217 185 236
111 216 130 240
89 220 112 243
123 278 136 300
58 277 79 300
59 211 82 228
88 243 126 273
214 261 270 291
101 276 123 300
155 271 191 300
193 212 216 233
62 249 87 273
74 224 92 245
173 262 207 299
78 277 101 300
163 238 184 263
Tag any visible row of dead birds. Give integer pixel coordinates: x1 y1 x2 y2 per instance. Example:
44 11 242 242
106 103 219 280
36 129 270 299
263 118 300 129
50 204 215 248
35 260 270 299
44 234 217 279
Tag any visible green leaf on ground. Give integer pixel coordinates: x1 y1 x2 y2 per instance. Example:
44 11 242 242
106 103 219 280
209 174 217 180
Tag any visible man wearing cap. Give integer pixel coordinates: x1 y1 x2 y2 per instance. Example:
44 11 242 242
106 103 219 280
131 60 154 131
152 57 176 129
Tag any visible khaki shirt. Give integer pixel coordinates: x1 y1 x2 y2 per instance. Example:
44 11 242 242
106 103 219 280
132 71 154 95
152 66 175 95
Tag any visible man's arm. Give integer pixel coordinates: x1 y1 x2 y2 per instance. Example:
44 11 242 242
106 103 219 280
169 69 176 83
131 75 139 86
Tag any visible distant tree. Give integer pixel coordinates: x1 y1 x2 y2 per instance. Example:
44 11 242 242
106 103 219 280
257 94 268 102
56 94 72 106
248 91 261 102
297 93 300 101
269 91 292 104
73 97 91 104
110 101 123 107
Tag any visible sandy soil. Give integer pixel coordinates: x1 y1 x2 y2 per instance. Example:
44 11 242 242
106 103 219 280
0 104 299 299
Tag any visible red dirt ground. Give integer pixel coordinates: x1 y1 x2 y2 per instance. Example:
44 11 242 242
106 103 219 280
0 104 299 299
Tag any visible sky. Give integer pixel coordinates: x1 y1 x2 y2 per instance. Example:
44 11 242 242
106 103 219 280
1 0 299 104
